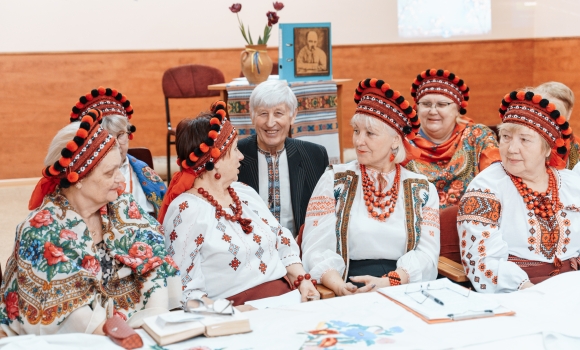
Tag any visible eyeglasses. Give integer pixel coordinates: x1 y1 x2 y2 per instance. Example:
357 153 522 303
404 283 470 305
184 298 234 316
116 132 129 145
417 102 454 110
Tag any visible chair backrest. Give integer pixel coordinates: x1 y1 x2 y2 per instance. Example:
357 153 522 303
128 147 154 169
162 64 225 99
439 205 461 264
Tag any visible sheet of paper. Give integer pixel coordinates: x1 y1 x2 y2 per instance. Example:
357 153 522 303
245 290 301 310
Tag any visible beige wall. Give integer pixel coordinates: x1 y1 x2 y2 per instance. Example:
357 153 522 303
2 0 580 53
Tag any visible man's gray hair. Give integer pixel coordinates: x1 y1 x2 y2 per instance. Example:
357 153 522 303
100 114 129 136
249 80 298 118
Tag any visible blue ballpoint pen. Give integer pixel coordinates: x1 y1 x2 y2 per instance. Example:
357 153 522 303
421 290 444 305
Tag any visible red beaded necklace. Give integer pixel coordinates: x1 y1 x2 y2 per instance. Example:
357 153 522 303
507 167 562 219
360 164 400 221
197 186 253 234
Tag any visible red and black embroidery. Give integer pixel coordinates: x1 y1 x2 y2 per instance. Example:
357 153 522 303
259 261 267 274
281 237 291 246
179 201 189 212
457 189 501 227
253 234 262 245
195 234 204 246
222 233 231 243
229 257 241 271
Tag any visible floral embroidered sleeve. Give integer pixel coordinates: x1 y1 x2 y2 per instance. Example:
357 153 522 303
301 169 346 281
473 124 501 172
163 196 209 304
396 182 441 282
457 188 529 293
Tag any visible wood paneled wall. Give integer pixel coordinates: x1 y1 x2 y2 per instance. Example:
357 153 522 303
1 37 579 179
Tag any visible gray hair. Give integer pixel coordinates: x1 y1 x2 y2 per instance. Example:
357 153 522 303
100 114 129 136
44 122 118 166
497 123 551 155
249 80 298 118
350 113 406 164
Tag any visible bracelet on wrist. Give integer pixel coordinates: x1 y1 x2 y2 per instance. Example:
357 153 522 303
382 271 401 286
294 273 317 288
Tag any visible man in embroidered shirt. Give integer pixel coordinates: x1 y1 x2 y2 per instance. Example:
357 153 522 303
296 31 328 74
238 80 329 237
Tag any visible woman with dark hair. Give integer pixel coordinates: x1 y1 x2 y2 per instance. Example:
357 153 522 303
160 101 319 308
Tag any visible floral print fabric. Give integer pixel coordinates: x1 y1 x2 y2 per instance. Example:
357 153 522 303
0 190 179 335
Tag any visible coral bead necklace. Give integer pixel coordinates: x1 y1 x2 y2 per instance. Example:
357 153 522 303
197 186 253 234
360 164 400 221
507 167 562 219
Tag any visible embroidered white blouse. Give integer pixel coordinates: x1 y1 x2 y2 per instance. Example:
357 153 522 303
301 161 440 283
163 182 301 303
457 163 580 293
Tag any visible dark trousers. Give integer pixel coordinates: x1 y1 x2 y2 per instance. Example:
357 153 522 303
348 259 397 288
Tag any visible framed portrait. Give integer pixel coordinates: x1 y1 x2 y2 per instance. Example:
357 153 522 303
279 23 332 82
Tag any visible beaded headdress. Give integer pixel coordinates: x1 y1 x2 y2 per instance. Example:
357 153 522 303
29 109 117 209
499 90 572 168
70 86 137 138
411 69 470 115
158 100 237 223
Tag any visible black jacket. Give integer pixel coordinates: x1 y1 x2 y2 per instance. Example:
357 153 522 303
237 135 329 236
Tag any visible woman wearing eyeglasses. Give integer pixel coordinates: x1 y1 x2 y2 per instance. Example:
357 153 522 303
404 70 500 209
69 87 166 217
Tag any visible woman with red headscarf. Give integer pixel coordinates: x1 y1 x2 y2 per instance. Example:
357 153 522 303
159 101 319 308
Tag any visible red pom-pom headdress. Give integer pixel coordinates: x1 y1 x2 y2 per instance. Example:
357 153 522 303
499 90 572 168
69 86 137 138
411 69 470 115
29 109 117 209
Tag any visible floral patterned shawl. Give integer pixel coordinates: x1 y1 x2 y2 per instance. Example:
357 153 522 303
405 119 500 209
0 190 180 336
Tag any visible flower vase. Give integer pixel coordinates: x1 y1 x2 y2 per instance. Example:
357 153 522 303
241 45 272 85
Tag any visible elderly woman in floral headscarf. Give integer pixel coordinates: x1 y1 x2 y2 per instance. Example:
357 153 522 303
405 69 501 208
0 110 179 336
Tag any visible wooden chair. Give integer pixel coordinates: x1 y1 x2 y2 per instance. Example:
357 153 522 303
162 64 225 182
296 224 335 299
128 147 154 169
437 205 469 283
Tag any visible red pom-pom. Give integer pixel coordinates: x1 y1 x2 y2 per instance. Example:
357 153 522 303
369 78 378 87
208 130 218 139
429 69 437 76
381 83 390 92
216 109 226 118
189 153 199 162
59 157 71 168
98 86 106 95
49 166 60 176
128 133 134 140
181 160 189 169
546 103 556 112
532 95 542 104
555 138 565 147
452 77 460 84
400 101 410 109
407 132 416 140
66 141 78 152
460 101 468 108
85 93 93 101
556 115 566 125
67 172 79 183
210 117 221 126
75 101 84 109
413 79 420 86
76 128 88 138
516 91 526 101
420 71 427 78
408 110 417 118
125 106 133 113
211 148 221 158
199 143 209 153
70 113 79 119
111 89 118 97
120 96 127 103
443 70 450 77
504 94 512 103
563 128 573 135
81 115 93 124
392 90 401 99
459 85 467 91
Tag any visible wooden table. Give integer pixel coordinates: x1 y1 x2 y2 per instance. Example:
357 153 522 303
208 79 351 162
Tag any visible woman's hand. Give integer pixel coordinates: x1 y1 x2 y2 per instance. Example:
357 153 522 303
320 269 358 296
334 282 358 296
235 305 257 312
349 275 389 293
298 279 320 302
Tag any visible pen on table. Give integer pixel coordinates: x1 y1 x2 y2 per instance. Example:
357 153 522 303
448 310 494 320
421 290 444 305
